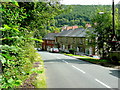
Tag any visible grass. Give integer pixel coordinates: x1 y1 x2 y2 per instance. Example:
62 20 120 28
19 51 47 88
64 53 110 64
33 68 47 88
64 52 120 69
32 53 47 88
65 54 94 58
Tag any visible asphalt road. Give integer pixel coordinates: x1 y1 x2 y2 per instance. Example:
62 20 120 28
38 51 120 89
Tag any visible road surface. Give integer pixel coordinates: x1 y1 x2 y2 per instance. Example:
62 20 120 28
38 51 119 89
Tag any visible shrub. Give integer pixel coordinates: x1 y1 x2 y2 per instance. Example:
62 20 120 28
69 48 76 54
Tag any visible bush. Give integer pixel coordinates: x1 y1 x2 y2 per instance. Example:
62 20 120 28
0 44 42 88
0 45 27 88
69 48 76 54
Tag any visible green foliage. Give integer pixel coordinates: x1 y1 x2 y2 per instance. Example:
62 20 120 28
0 43 44 88
115 8 120 41
2 3 27 26
55 5 111 27
86 9 114 58
33 70 47 88
85 28 97 47
27 1 64 38
1 1 63 88
86 6 120 58
0 45 25 88
69 48 76 54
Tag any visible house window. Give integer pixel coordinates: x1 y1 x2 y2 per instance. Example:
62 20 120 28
70 45 72 49
52 41 54 44
80 47 83 52
47 41 49 44
60 38 63 43
80 39 83 44
63 45 65 50
77 47 79 52
66 38 68 43
73 38 76 44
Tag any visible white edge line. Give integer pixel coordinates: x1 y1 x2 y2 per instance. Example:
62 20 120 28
100 66 119 70
62 60 69 64
95 79 111 88
72 65 86 74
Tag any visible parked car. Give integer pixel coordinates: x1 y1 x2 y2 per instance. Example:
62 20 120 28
37 48 42 51
92 55 100 59
47 48 51 52
51 48 59 53
64 50 70 54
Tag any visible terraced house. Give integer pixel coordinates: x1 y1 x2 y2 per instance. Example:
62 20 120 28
42 33 58 50
55 28 95 55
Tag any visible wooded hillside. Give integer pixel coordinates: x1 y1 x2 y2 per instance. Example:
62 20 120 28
55 5 111 27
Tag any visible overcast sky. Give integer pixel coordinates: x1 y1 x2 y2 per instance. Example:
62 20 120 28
60 0 120 5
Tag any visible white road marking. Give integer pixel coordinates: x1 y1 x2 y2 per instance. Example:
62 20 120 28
72 65 86 74
48 53 53 55
46 62 55 63
100 66 119 70
62 60 69 64
95 79 111 88
56 57 61 59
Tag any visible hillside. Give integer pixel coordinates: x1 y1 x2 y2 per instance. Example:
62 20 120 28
55 5 111 27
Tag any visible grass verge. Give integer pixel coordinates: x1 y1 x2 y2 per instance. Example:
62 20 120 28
32 56 47 88
31 52 47 88
64 53 117 67
19 52 47 88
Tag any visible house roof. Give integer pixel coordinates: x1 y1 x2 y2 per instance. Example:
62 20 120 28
55 28 87 38
42 33 58 40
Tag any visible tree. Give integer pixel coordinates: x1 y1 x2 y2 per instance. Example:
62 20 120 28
115 4 120 41
54 5 111 27
0 1 65 88
89 9 113 58
114 5 120 50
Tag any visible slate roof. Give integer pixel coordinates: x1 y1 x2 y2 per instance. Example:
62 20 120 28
55 28 86 38
42 33 58 40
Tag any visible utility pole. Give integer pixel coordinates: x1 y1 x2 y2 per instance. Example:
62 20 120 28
112 0 115 36
112 0 116 51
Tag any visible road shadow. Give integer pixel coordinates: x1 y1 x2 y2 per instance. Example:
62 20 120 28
44 58 120 79
44 59 64 63
109 69 120 78
44 58 93 65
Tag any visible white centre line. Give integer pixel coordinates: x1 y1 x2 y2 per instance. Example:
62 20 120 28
95 79 111 88
72 65 86 74
62 60 69 64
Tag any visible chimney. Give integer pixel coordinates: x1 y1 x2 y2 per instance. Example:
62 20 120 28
72 26 78 29
67 26 73 30
85 23 91 28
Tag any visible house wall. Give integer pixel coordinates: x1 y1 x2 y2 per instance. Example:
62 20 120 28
84 39 95 55
55 36 86 53
55 36 96 55
42 40 55 50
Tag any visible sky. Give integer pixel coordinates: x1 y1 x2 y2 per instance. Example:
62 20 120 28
60 0 120 5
